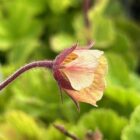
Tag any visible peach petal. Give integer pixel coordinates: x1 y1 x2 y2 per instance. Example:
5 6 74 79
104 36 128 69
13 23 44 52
61 50 104 90
64 50 103 69
62 69 94 90
63 55 108 106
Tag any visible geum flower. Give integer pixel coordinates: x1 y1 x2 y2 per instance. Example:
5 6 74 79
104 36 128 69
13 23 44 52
53 43 108 109
0 42 107 110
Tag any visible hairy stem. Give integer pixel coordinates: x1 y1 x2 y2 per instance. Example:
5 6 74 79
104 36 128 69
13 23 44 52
83 0 92 44
0 60 53 91
54 124 80 140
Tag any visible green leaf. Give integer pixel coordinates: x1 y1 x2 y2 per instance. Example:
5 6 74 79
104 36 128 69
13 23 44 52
2 68 78 122
129 73 140 92
8 41 39 64
45 120 69 140
91 16 115 48
121 105 140 140
5 110 45 140
110 32 131 53
72 15 87 45
89 3 116 48
88 0 109 16
105 85 140 109
68 109 128 140
47 0 75 14
115 18 140 45
0 0 43 53
50 33 75 52
104 0 124 17
107 53 130 87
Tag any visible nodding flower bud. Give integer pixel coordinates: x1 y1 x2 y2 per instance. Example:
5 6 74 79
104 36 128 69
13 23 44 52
52 43 108 108
0 42 108 110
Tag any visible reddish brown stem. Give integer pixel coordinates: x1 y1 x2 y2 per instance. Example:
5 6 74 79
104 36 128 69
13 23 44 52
0 60 53 91
83 0 91 28
53 124 80 140
83 0 92 44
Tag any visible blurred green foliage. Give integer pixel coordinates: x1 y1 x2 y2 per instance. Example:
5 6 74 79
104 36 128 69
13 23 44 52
0 0 140 140
122 105 140 140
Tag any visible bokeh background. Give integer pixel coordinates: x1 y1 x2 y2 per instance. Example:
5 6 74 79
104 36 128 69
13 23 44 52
0 0 140 140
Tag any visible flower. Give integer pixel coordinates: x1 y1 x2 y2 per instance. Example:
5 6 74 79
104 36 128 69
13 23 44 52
53 43 108 109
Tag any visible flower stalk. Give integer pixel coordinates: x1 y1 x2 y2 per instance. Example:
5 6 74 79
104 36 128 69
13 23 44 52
83 0 92 44
53 124 80 140
0 60 53 91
